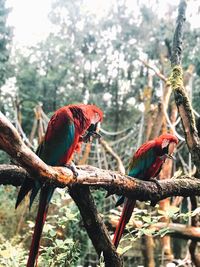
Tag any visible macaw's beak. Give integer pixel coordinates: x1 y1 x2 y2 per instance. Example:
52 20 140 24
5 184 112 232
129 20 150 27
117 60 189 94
82 122 101 143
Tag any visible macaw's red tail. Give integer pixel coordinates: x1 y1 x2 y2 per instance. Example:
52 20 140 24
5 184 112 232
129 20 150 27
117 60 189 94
113 198 136 248
27 186 52 267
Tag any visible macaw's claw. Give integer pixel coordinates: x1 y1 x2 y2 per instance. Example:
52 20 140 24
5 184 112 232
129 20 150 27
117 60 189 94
64 163 78 178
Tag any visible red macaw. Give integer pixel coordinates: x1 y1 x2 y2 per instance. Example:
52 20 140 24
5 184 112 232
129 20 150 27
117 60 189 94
16 104 103 267
113 133 178 248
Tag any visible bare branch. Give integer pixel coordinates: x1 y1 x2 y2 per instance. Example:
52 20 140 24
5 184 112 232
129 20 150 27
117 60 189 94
138 59 167 82
100 138 125 174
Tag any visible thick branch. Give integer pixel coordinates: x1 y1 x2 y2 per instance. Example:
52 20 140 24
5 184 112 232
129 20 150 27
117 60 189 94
0 111 200 202
2 164 200 202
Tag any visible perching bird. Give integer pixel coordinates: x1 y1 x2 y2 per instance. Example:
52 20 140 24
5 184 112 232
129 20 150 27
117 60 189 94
113 133 178 248
16 104 103 267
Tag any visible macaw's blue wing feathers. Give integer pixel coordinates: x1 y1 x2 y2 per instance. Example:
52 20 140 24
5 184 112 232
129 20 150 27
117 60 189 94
40 120 75 165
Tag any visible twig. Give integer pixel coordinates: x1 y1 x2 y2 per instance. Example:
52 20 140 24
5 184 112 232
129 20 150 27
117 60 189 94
100 138 125 174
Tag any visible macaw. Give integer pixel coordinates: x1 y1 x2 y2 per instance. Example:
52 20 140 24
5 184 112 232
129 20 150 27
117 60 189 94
113 133 178 248
15 104 103 267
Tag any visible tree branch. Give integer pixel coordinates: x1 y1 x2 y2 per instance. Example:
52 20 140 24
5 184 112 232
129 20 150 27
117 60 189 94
1 164 200 202
170 1 200 172
139 59 167 82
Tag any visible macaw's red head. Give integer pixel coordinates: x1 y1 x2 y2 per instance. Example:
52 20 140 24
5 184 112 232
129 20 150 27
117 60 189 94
80 104 103 143
155 133 178 159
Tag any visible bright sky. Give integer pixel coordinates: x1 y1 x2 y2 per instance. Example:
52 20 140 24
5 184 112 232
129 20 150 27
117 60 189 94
7 0 52 46
6 0 199 47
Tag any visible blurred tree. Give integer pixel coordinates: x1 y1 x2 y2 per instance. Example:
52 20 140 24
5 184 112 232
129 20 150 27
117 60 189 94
0 0 12 112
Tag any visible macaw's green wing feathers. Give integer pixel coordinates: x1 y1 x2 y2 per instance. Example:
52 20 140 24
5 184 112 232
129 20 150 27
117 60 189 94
30 122 75 208
15 119 76 209
40 118 75 165
128 141 157 179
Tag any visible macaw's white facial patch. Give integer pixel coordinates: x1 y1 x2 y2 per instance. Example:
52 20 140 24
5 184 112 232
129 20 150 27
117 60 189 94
91 113 100 124
161 139 170 149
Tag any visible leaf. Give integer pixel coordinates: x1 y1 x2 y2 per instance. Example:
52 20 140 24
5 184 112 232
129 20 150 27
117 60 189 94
142 216 152 224
55 239 64 247
140 228 155 236
49 229 57 237
166 206 180 218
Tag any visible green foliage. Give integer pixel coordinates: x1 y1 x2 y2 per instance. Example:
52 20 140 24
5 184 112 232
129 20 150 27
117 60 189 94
0 188 81 266
0 150 10 164
40 238 80 267
118 204 194 255
0 234 27 267
38 191 81 266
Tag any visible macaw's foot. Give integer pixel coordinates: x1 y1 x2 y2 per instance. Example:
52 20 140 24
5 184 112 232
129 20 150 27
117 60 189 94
64 162 78 178
149 178 162 207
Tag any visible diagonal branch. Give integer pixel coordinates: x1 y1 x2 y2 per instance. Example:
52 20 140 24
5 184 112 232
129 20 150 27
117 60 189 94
138 59 167 82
